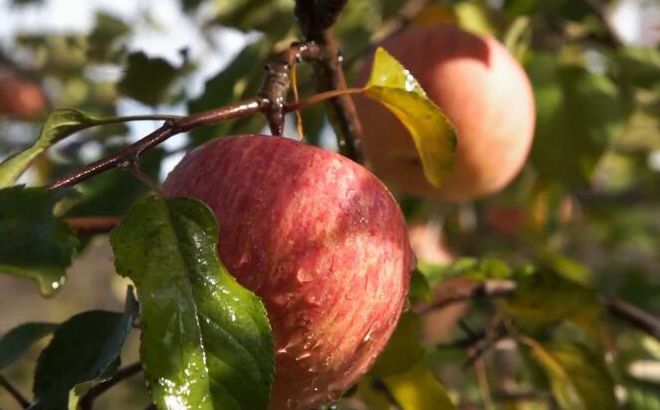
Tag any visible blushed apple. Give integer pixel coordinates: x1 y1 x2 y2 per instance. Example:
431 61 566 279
0 69 46 120
354 24 536 201
163 135 413 409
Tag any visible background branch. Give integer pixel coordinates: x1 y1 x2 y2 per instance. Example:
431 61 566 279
0 374 30 409
78 363 142 410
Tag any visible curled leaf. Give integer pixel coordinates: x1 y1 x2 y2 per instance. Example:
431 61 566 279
363 47 457 187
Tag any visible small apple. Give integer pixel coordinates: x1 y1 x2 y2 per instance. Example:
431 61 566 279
163 135 413 409
0 70 46 120
354 24 536 201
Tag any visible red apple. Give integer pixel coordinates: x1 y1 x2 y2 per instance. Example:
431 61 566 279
354 24 536 201
0 70 46 120
162 135 413 409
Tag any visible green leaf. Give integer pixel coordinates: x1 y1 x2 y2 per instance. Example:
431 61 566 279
87 12 131 62
528 55 625 186
371 313 425 378
0 186 79 295
118 52 184 106
500 270 601 336
409 269 432 303
522 338 616 410
110 196 274 410
417 257 514 285
188 39 270 145
361 361 456 410
0 322 57 369
31 289 138 410
0 109 101 188
363 47 457 188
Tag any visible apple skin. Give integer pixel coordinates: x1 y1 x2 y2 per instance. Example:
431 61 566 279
162 135 413 409
0 71 46 119
354 25 536 201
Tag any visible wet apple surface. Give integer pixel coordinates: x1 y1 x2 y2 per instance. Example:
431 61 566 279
163 135 413 409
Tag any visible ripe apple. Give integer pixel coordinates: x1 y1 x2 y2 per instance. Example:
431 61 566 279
354 24 536 201
162 135 413 409
0 70 46 120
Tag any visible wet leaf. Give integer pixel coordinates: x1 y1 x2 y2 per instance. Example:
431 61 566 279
363 47 457 188
31 289 138 410
0 186 79 295
110 196 273 410
0 322 57 369
522 338 616 410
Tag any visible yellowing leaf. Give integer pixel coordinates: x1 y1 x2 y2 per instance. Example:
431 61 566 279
360 361 456 410
363 48 456 188
384 361 456 410
522 337 616 410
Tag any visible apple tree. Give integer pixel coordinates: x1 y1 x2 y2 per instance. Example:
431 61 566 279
0 0 659 409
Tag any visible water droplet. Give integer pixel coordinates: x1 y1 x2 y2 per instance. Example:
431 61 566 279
402 298 411 312
286 398 299 409
295 352 312 361
296 268 315 283
304 294 322 306
327 385 344 401
51 281 61 290
276 347 288 355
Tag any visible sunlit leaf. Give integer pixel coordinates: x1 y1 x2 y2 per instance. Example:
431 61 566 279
361 361 456 410
522 338 616 410
500 270 601 336
111 196 274 410
31 289 138 410
0 186 79 295
0 322 57 369
363 47 457 188
0 109 99 188
528 55 625 187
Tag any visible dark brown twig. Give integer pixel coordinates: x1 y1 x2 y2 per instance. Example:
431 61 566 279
78 363 142 410
0 374 30 409
309 31 364 162
47 98 264 190
418 280 517 315
605 297 660 340
66 217 121 234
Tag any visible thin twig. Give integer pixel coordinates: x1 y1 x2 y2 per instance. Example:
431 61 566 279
47 98 264 190
78 363 142 410
418 280 517 315
66 217 121 234
310 31 364 162
605 297 660 340
0 374 30 409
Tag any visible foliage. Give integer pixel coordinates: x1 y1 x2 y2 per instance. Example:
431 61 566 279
0 0 658 409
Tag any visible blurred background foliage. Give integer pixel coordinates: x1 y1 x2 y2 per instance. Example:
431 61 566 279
0 0 659 409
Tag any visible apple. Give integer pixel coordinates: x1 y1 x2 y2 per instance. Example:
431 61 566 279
162 135 413 409
354 24 536 201
0 69 46 120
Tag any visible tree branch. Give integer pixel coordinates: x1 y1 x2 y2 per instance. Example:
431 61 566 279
78 363 142 410
418 279 517 315
66 217 121 234
604 297 660 340
0 374 30 409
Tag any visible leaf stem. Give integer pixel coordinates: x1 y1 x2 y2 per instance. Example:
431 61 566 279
78 363 142 410
284 88 363 113
0 374 30 409
66 217 121 234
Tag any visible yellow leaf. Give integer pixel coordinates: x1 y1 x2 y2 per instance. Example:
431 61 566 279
360 361 456 410
363 48 457 188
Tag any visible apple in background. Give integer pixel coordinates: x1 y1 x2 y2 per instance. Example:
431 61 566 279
0 69 46 120
163 135 413 409
354 24 536 202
